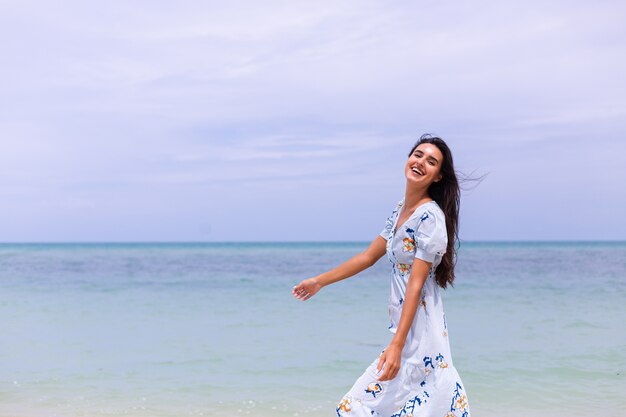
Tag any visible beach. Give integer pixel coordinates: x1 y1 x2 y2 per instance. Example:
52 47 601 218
1 242 624 417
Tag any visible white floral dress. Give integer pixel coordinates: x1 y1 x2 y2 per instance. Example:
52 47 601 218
336 199 470 417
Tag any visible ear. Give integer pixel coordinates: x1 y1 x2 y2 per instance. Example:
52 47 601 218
434 174 443 182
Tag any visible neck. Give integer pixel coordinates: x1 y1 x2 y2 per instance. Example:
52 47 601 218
403 183 431 209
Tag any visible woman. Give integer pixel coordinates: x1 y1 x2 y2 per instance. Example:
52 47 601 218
292 135 470 417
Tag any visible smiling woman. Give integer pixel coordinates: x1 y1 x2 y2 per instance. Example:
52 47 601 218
292 134 470 417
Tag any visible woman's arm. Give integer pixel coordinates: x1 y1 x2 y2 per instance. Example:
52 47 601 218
292 236 387 301
377 257 431 381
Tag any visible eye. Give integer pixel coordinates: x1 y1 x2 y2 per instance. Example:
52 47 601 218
428 160 436 166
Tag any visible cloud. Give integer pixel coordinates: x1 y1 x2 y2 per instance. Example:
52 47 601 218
0 0 625 240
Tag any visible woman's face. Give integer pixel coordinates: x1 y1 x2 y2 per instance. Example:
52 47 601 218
405 143 444 186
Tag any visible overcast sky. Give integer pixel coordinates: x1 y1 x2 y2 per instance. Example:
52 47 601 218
1 0 625 242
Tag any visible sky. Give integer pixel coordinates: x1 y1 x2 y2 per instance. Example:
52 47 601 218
1 0 625 242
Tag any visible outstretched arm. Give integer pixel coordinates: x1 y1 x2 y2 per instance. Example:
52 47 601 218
292 236 387 301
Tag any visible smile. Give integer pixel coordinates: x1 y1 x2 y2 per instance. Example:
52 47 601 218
411 167 424 176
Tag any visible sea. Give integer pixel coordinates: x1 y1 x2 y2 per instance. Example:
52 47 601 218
0 242 624 417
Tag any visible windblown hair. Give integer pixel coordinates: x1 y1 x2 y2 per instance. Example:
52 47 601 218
409 134 460 289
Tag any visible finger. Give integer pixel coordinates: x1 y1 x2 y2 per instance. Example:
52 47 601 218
381 360 398 378
378 362 392 380
378 365 396 381
292 285 306 297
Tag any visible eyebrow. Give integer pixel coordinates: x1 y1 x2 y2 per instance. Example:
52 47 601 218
414 149 440 164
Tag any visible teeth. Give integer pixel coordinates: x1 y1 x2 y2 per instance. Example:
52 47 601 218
412 168 422 175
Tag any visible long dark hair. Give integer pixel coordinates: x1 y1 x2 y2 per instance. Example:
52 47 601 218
408 134 460 289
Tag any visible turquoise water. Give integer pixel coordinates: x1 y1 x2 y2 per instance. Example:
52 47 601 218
0 242 625 417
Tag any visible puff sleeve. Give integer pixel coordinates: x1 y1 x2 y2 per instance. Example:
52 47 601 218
414 210 448 263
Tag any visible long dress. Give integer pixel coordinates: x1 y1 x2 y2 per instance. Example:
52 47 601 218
336 199 470 417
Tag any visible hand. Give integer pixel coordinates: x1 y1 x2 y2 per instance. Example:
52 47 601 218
377 343 402 381
292 278 322 301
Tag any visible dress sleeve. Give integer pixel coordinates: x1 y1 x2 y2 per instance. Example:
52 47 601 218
414 210 447 263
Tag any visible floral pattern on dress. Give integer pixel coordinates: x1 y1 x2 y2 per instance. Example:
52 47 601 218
437 354 449 369
397 263 411 275
402 237 416 252
448 383 469 417
365 382 383 398
336 397 352 414
424 353 448 369
390 391 428 417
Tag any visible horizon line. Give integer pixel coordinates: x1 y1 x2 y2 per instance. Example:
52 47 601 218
0 240 624 245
